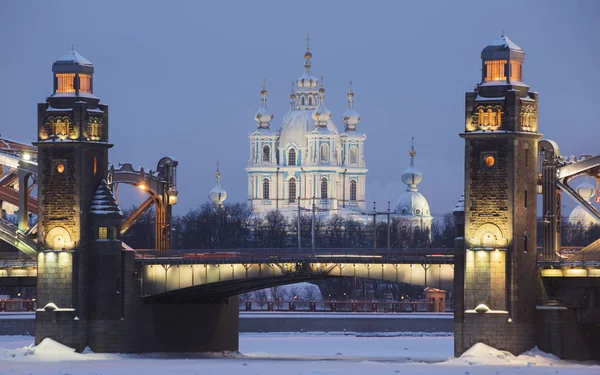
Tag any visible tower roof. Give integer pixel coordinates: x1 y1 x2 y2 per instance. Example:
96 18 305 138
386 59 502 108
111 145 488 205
482 35 523 52
53 48 94 74
91 180 123 216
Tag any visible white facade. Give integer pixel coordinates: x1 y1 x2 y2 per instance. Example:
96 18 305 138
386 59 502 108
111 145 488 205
394 139 433 235
246 47 367 218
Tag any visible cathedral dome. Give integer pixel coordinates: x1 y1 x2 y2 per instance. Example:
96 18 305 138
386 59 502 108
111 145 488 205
208 164 227 208
343 82 360 130
401 145 422 189
568 180 598 228
277 109 339 148
395 191 431 217
254 83 274 128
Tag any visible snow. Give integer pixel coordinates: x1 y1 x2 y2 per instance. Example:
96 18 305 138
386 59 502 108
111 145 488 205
56 50 93 66
486 35 523 51
0 334 598 374
475 95 505 101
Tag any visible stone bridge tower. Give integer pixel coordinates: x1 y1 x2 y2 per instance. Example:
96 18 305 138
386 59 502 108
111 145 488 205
34 49 122 350
455 36 541 356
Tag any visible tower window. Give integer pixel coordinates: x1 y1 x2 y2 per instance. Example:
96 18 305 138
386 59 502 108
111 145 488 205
350 180 357 201
79 74 92 93
56 73 75 93
484 60 507 82
321 177 328 199
55 163 65 174
349 146 358 165
308 96 313 106
262 145 270 163
524 190 528 209
523 233 529 253
510 60 522 82
98 226 108 240
288 148 296 166
263 178 270 199
289 178 297 203
320 143 329 162
93 157 97 175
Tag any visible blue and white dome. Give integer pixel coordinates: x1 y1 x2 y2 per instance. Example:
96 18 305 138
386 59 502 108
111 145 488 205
568 179 598 228
208 164 227 208
395 139 432 220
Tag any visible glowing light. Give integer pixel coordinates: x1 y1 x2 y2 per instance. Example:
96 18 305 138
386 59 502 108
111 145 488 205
55 163 65 174
485 155 495 167
22 152 31 161
137 183 147 190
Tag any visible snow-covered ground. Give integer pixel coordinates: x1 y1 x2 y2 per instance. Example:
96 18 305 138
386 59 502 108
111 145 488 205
0 333 598 374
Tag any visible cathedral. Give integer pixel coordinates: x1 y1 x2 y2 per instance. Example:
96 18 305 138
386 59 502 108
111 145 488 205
246 43 368 218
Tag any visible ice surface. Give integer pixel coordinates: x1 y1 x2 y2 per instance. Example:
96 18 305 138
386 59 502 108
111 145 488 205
0 334 598 374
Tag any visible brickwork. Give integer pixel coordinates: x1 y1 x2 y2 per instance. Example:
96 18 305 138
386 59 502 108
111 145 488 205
464 250 505 310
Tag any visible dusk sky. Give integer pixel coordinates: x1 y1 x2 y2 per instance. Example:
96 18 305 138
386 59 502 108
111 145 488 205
1 0 598 217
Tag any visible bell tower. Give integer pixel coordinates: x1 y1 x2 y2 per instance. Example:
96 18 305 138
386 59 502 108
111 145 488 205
455 35 540 356
35 49 115 350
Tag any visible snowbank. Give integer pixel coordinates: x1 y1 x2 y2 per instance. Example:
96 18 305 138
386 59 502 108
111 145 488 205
447 342 570 367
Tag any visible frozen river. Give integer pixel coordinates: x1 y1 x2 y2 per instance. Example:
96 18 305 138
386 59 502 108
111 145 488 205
0 333 598 375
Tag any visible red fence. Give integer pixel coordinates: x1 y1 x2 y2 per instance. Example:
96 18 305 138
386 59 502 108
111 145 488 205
0 299 36 312
239 300 452 313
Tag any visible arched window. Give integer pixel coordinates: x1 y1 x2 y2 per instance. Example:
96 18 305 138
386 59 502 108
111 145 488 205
301 96 305 106
320 143 329 162
478 108 484 126
288 148 296 166
321 177 328 199
262 145 270 163
350 180 357 201
349 146 358 165
496 109 502 127
263 178 270 199
289 178 297 203
488 108 495 126
308 96 313 106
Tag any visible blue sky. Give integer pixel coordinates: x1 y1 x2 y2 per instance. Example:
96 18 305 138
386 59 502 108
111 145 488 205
1 0 598 216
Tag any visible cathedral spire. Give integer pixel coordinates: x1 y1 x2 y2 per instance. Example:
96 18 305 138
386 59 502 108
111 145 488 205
253 78 274 128
209 161 227 208
343 80 360 131
401 137 422 191
312 77 331 127
297 35 319 91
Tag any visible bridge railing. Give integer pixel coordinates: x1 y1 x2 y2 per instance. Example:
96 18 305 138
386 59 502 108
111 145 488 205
135 248 454 265
0 299 36 312
239 299 453 313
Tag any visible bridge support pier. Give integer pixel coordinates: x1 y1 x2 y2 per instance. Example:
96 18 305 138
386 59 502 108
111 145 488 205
36 250 239 353
17 170 31 232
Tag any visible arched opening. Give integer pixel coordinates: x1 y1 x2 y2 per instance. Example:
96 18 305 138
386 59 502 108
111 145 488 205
301 96 305 106
288 148 296 166
320 143 329 163
350 180 357 201
349 146 358 165
308 96 313 106
263 178 270 200
321 177 328 199
262 145 270 163
289 178 297 203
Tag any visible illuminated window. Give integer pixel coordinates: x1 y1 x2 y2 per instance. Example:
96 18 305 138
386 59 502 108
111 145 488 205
349 146 358 164
288 148 296 166
496 109 502 127
262 145 270 163
320 143 329 162
55 163 65 174
350 180 357 201
289 178 297 203
321 177 328 199
79 74 92 93
510 60 522 82
98 227 108 240
88 118 101 139
56 73 75 93
488 109 495 126
93 157 97 175
263 178 270 199
484 60 507 82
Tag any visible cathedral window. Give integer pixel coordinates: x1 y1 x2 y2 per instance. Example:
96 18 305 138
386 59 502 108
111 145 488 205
510 60 522 82
301 96 305 106
496 109 502 127
289 178 297 203
54 118 70 135
350 180 357 201
349 146 358 165
488 108 495 126
308 96 313 106
321 178 328 199
288 148 296 166
79 74 92 93
320 143 329 163
263 178 270 199
56 73 75 93
262 145 270 163
484 60 507 82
